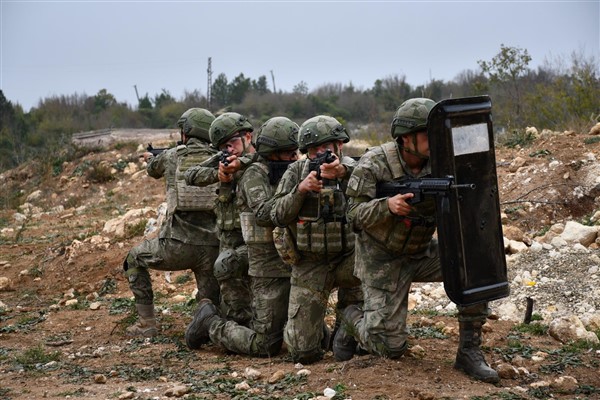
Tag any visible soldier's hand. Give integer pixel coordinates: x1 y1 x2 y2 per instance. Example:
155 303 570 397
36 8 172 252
298 171 322 193
387 193 414 216
141 152 154 162
319 157 345 180
221 155 241 175
218 168 233 182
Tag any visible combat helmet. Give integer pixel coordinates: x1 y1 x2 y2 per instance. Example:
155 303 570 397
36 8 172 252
255 117 299 157
390 98 436 138
209 112 254 148
178 108 215 142
298 115 350 153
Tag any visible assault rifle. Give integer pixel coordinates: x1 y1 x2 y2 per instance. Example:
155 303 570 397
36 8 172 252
146 141 182 157
219 149 230 167
308 149 336 180
376 176 475 205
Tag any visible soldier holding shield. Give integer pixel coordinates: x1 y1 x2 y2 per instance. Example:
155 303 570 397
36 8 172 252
334 98 499 383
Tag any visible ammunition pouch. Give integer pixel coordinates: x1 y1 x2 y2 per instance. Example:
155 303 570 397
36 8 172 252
240 212 273 244
298 188 345 222
366 204 436 255
296 219 354 255
215 198 240 231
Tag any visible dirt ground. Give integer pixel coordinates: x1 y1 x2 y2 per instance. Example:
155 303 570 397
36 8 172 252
1 127 599 400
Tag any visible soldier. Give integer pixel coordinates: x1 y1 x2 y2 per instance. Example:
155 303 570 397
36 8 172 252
334 98 500 383
184 112 255 345
270 115 363 364
123 108 220 337
184 117 299 356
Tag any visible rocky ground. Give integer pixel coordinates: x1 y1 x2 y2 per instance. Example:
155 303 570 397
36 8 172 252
1 125 600 400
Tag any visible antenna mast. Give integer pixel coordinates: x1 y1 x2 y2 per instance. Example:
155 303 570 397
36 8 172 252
207 57 213 108
270 70 276 93
133 85 140 103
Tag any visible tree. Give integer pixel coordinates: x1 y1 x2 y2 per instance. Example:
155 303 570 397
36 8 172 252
252 75 270 95
211 73 230 108
153 89 175 110
478 44 532 123
229 73 251 104
292 81 309 96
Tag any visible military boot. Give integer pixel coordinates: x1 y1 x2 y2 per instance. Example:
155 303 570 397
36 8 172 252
126 303 158 337
185 298 219 350
454 321 500 383
332 304 363 361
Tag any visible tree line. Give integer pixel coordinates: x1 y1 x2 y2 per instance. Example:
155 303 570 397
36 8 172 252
1 45 598 173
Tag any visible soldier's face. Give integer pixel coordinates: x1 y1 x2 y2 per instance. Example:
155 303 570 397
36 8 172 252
220 132 252 156
306 140 342 159
404 131 429 157
271 149 299 161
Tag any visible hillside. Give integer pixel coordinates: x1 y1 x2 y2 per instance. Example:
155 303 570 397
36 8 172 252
0 126 599 400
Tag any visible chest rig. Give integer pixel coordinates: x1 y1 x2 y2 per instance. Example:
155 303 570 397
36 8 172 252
368 142 437 255
296 159 354 256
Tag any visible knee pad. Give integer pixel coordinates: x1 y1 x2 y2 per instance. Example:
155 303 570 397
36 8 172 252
213 249 240 281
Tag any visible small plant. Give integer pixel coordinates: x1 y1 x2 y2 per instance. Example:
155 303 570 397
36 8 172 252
125 219 147 238
109 297 135 315
29 266 43 278
175 273 192 285
14 344 61 369
112 159 128 172
410 325 448 340
72 160 92 177
584 136 600 145
86 161 113 183
512 322 549 336
501 129 537 148
529 149 551 158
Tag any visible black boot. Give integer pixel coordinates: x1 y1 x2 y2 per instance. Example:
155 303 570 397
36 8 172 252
185 298 219 350
454 321 500 383
332 305 362 361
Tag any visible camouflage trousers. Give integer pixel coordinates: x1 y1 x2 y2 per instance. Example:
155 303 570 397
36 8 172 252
353 238 488 358
284 251 363 363
214 230 253 326
208 276 291 357
125 238 219 306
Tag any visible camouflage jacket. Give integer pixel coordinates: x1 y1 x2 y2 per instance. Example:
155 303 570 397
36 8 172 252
346 141 437 258
236 157 291 277
184 152 257 236
271 155 356 261
145 137 219 246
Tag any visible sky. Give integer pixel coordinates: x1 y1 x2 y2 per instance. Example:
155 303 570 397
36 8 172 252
1 1 599 112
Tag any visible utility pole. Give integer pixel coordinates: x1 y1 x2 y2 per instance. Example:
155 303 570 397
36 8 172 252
207 57 212 109
133 85 140 103
270 70 276 94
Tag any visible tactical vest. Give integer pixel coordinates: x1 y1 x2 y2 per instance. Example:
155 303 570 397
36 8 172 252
167 145 218 213
365 141 436 255
296 159 354 256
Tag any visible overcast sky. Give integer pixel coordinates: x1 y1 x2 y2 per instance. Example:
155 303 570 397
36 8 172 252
1 1 598 112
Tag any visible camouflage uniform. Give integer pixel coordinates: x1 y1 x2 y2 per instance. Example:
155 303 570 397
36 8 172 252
345 142 488 358
205 157 292 356
271 156 363 364
185 149 254 326
125 137 220 307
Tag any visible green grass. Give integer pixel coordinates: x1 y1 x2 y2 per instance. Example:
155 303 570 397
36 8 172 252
14 345 61 369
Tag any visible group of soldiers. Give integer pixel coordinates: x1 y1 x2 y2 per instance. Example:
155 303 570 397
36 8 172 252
123 98 500 384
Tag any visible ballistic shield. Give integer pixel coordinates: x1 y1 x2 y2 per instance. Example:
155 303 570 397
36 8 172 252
427 95 509 306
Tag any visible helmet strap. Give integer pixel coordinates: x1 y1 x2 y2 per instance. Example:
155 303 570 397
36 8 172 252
398 133 429 160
